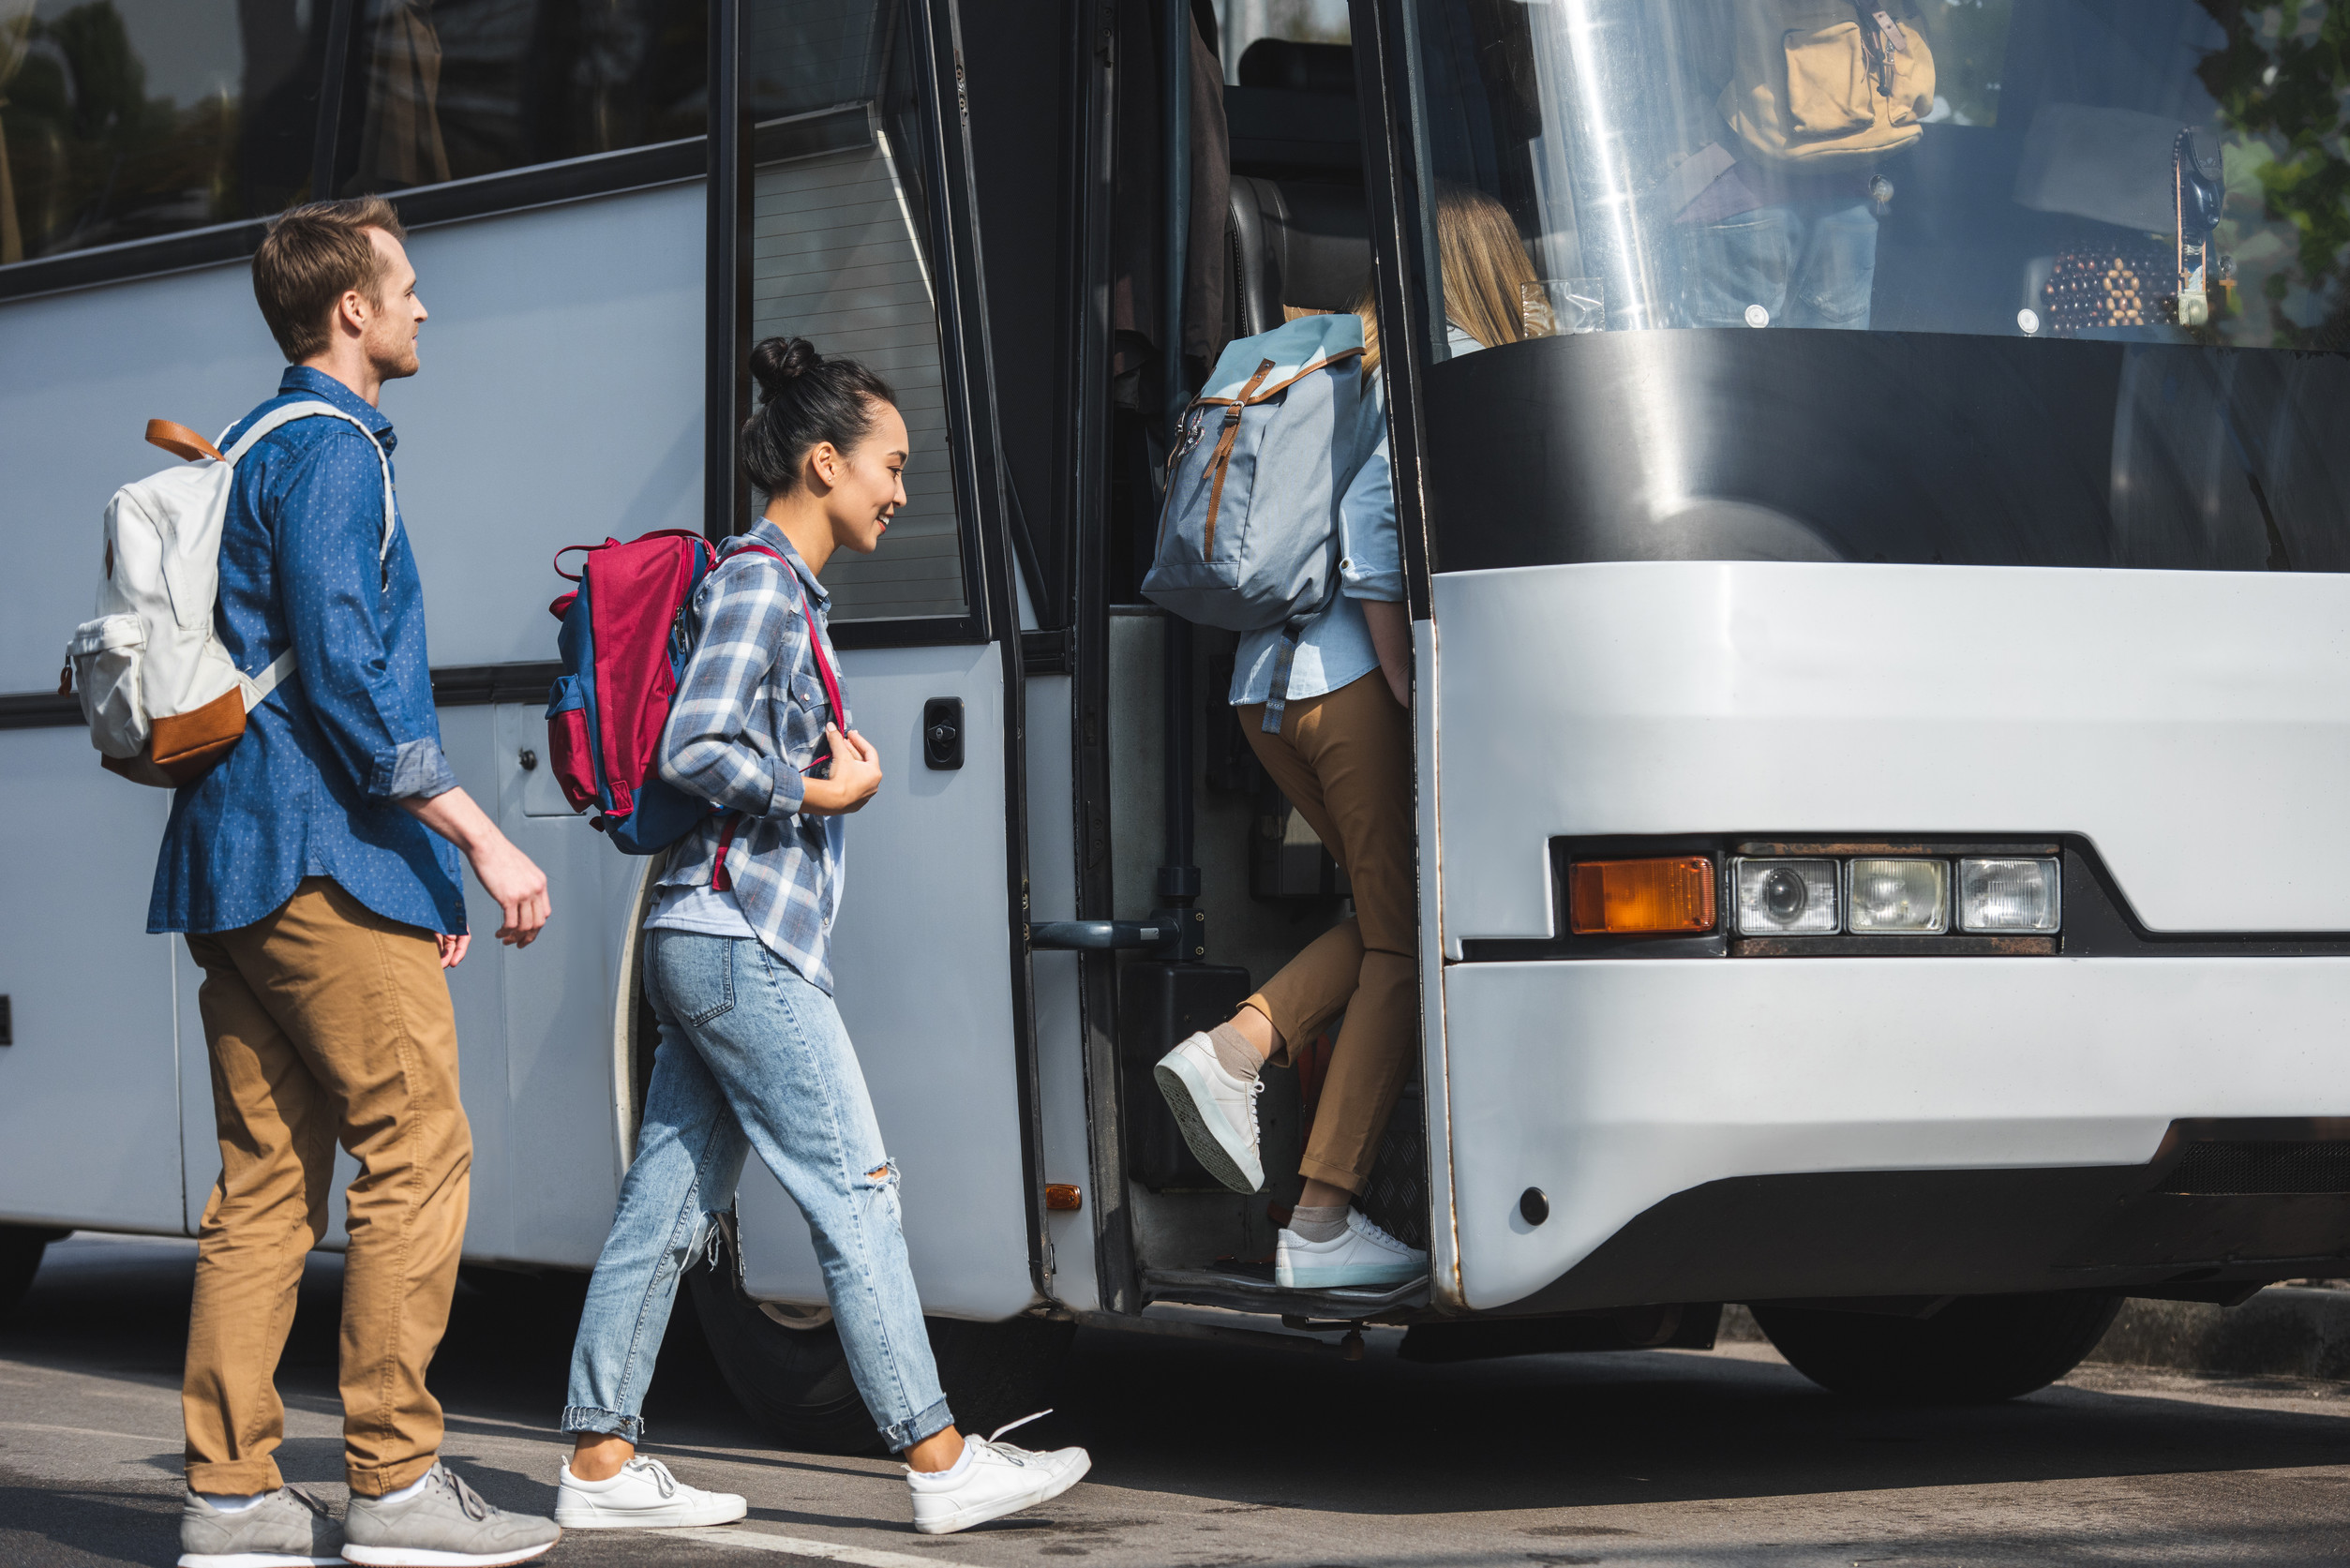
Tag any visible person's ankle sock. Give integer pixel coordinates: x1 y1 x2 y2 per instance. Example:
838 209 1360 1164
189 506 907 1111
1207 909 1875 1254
908 1439 975 1485
1288 1202 1349 1243
1208 1023 1263 1082
374 1471 433 1506
196 1491 270 1514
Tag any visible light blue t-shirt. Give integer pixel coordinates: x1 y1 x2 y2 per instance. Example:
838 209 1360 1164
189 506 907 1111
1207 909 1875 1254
1227 322 1484 708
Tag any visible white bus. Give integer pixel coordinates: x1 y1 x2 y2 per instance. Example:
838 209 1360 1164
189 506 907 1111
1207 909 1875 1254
4 0 2346 1443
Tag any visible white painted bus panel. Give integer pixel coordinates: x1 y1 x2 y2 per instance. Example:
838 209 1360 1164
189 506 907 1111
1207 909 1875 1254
361 185 707 667
734 643 1037 1320
1433 562 2350 946
1024 672 1099 1312
1443 955 2350 1311
486 701 651 1268
0 183 705 692
0 728 182 1232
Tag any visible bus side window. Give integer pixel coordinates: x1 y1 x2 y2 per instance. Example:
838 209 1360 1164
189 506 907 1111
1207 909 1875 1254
0 0 322 266
336 0 706 197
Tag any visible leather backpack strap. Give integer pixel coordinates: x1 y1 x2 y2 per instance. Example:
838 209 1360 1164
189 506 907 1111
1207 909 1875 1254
146 419 224 464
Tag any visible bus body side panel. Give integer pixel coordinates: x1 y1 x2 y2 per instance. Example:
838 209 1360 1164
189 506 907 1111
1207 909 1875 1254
1437 561 2350 948
1414 616 1464 1308
1025 670 1100 1312
361 186 709 666
1430 561 2350 1311
1444 956 2350 1310
0 728 182 1232
0 182 705 1258
733 643 1038 1320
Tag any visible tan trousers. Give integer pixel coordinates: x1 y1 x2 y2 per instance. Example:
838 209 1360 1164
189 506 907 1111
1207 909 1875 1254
1237 672 1416 1194
181 877 471 1497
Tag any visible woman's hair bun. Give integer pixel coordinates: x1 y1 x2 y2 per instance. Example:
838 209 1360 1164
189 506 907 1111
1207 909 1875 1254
750 336 821 402
738 335 897 500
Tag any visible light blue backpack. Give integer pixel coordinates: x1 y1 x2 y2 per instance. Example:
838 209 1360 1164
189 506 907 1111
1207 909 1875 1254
1142 314 1367 732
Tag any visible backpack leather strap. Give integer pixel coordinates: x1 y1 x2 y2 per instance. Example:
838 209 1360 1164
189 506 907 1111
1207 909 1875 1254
146 419 224 464
1202 358 1278 560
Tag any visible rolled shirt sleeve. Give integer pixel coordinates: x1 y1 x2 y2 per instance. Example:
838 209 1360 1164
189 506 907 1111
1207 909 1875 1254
375 738 458 799
273 430 449 801
1336 388 1404 604
659 558 809 820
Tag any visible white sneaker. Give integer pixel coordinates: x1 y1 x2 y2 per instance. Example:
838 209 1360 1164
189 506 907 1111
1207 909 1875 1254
1152 1032 1265 1193
1276 1209 1428 1289
906 1413 1090 1536
554 1456 747 1529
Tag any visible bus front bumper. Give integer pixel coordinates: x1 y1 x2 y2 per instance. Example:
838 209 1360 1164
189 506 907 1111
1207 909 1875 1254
1440 956 2350 1313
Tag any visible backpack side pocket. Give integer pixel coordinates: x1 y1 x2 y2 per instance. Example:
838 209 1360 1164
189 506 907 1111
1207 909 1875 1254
1781 22 1874 141
545 674 600 813
67 615 149 760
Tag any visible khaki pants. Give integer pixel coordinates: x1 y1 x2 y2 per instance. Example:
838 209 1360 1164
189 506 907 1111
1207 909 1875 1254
181 877 471 1497
1237 672 1416 1194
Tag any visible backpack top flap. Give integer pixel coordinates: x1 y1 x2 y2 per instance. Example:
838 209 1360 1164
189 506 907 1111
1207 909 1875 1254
1145 313 1367 632
1198 310 1364 400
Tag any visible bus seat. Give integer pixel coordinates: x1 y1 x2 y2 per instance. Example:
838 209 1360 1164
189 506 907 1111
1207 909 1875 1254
1228 175 1373 337
1236 38 1355 94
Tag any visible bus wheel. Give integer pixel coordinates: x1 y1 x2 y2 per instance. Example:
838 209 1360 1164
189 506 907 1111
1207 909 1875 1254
0 1225 65 1320
688 1253 882 1455
686 1232 1076 1454
1750 1292 2124 1404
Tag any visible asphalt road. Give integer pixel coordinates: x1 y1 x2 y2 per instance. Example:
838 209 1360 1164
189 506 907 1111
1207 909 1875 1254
4 1234 2348 1567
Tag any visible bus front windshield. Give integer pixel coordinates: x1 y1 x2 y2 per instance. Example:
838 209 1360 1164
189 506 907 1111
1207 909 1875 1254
1400 1 2350 573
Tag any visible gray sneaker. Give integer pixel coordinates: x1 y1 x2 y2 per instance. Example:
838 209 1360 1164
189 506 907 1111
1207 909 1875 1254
340 1463 559 1567
177 1486 342 1567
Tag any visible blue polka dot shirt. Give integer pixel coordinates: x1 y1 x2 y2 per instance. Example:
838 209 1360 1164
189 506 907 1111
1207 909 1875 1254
148 367 466 937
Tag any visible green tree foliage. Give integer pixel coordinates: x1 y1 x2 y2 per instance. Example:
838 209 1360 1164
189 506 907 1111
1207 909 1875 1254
2196 0 2350 347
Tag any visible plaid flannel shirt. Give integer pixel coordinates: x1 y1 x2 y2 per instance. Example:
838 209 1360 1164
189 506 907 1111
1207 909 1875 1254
654 521 848 992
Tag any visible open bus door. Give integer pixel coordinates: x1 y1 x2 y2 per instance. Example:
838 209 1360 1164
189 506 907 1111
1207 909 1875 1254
679 0 1059 1446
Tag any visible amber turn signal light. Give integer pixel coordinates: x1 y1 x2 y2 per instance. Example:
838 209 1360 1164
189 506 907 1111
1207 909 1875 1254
1568 857 1716 935
1044 1184 1083 1212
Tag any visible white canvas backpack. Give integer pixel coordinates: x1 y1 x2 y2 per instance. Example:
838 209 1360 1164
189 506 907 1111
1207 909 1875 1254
63 404 396 787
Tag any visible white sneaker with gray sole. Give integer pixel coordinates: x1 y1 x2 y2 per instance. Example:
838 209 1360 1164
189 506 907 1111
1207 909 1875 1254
906 1413 1091 1536
340 1463 559 1566
1151 1032 1265 1193
554 1455 746 1529
1275 1209 1428 1289
177 1486 342 1568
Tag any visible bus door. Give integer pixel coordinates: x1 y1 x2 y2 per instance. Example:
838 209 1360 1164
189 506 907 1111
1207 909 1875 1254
711 0 1044 1322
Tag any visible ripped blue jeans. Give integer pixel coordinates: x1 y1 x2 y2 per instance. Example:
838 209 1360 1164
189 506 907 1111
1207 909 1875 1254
561 930 952 1452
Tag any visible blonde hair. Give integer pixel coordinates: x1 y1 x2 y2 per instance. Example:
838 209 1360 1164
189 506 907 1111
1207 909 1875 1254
1356 184 1542 374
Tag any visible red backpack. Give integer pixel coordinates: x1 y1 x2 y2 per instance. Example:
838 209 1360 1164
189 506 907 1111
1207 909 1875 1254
543 530 841 859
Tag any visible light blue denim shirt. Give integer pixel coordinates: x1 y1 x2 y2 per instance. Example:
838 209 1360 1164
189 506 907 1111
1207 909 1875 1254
1228 322 1483 708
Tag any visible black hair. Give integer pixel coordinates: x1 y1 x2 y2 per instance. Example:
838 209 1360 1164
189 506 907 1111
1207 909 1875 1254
741 336 899 499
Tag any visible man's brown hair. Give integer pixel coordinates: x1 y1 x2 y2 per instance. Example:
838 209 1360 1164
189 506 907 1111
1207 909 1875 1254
252 197 409 363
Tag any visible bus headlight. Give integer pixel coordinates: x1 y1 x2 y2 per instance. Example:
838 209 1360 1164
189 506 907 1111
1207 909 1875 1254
1847 859 1950 933
1733 859 1839 933
1958 858 2061 933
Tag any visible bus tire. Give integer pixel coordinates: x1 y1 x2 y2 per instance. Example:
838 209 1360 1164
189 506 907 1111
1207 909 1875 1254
1751 1292 2124 1404
686 1240 1076 1455
689 1259 883 1455
0 1225 65 1321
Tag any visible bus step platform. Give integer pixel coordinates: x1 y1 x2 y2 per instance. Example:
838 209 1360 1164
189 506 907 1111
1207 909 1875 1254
1140 1262 1428 1321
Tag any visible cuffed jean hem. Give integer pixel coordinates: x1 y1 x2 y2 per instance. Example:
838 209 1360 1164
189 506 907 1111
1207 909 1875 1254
561 1405 644 1443
882 1396 956 1454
